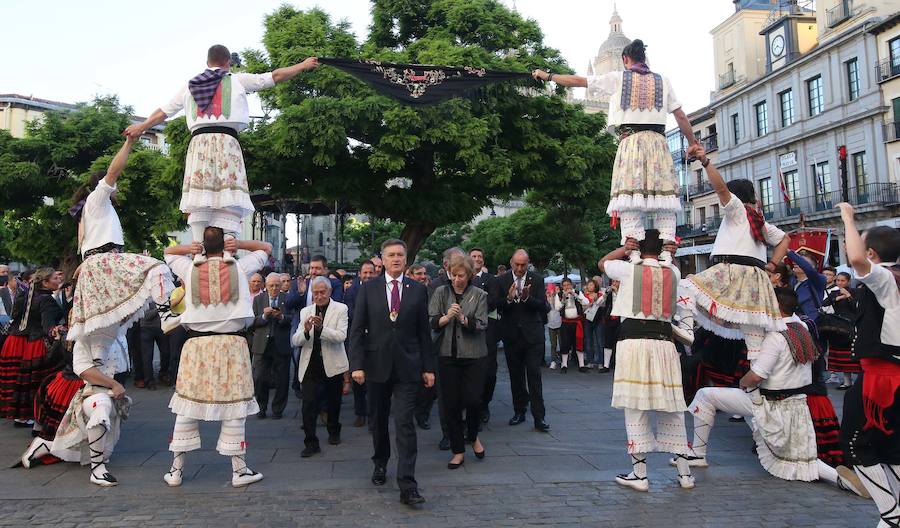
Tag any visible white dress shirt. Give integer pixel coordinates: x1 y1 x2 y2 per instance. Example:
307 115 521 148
384 272 404 312
80 180 124 256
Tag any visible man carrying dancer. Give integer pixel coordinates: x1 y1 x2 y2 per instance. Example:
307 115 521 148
533 40 697 252
836 203 900 527
163 229 272 488
683 287 869 498
19 137 173 486
598 231 695 492
124 45 318 259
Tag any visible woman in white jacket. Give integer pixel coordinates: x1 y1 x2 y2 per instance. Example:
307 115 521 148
291 276 351 457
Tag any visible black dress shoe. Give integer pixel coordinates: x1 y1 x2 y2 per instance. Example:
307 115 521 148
328 434 341 445
301 445 321 458
438 436 450 451
560 366 568 373
400 489 426 505
416 416 431 430
372 466 387 486
447 458 464 470
534 420 551 432
508 413 526 426
578 366 589 373
256 411 267 419
271 412 283 420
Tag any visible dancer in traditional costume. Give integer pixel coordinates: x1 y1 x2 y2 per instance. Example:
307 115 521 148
836 203 900 527
0 268 65 426
534 40 698 249
681 287 869 499
67 136 173 345
125 45 318 259
598 231 695 492
162 229 272 488
681 145 791 359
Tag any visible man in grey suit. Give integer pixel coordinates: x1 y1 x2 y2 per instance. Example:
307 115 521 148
251 272 294 419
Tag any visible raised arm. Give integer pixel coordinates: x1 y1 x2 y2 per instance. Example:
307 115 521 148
598 240 638 273
104 136 137 187
837 203 870 276
235 239 273 255
165 242 204 256
272 57 319 84
123 109 167 139
770 235 791 269
690 145 731 206
531 69 588 88
673 108 698 146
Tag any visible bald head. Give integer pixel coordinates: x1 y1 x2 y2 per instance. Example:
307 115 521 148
510 249 529 278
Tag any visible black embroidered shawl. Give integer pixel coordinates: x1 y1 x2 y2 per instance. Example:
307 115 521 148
318 58 537 105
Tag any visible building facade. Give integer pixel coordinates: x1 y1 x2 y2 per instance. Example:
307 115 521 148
670 1 900 272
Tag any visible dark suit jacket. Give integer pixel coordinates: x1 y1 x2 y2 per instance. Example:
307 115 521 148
284 276 343 311
497 271 548 345
471 272 500 313
348 276 434 384
251 292 293 356
0 288 12 316
427 271 449 297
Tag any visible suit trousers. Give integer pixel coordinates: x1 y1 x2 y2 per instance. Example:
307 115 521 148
438 356 486 454
369 378 419 492
301 372 342 447
481 319 500 409
504 336 546 421
252 341 290 416
140 326 171 382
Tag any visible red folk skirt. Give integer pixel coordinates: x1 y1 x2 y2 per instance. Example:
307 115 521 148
806 394 845 467
826 345 862 373
0 335 60 420
34 371 84 441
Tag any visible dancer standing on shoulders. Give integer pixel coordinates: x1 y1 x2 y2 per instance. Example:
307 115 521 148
533 40 697 251
681 145 790 359
125 45 318 260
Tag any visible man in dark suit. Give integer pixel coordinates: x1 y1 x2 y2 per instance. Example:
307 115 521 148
497 249 550 432
251 272 294 419
349 239 434 506
342 259 378 428
284 254 343 312
469 247 501 424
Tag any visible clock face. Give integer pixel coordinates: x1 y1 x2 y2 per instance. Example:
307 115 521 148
771 34 785 57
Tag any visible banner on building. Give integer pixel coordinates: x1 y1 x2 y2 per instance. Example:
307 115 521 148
786 228 831 271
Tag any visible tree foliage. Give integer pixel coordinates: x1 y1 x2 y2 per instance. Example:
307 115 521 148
240 0 614 261
0 97 182 272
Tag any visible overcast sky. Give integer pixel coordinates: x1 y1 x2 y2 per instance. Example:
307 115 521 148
3 0 735 118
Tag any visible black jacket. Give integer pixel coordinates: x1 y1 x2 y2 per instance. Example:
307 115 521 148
349 276 434 384
251 292 294 356
497 271 548 345
9 288 63 342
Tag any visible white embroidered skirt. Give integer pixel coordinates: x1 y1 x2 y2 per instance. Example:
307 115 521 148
607 131 681 215
180 133 254 218
683 263 784 339
169 335 258 421
752 393 819 482
68 253 174 341
612 338 686 413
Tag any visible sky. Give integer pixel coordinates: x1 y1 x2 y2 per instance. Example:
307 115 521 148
2 0 737 248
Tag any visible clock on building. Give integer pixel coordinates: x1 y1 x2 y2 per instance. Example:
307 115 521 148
771 34 785 57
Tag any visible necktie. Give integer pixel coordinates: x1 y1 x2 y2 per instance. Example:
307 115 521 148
516 277 523 296
270 297 276 308
390 280 400 313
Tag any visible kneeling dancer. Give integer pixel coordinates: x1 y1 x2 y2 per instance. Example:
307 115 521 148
685 287 867 497
163 229 272 487
598 231 695 492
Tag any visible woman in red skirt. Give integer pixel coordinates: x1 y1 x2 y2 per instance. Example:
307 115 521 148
822 272 860 390
0 268 66 427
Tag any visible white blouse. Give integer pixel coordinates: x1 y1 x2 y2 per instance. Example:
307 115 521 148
72 326 129 378
587 70 681 127
710 193 786 262
160 69 275 132
80 180 124 256
752 316 813 391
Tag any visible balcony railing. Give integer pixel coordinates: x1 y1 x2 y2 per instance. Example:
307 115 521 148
875 59 900 83
826 0 851 28
718 70 736 90
682 179 715 199
680 183 899 238
885 122 900 143
702 133 718 153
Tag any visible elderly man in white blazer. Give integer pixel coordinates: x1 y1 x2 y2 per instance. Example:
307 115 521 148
291 276 351 457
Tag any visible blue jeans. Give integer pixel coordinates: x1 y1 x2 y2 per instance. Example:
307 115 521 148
585 319 604 364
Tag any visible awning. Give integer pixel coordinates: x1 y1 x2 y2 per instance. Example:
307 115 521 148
675 243 715 257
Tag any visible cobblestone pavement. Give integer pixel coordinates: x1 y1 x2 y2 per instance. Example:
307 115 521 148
0 349 877 527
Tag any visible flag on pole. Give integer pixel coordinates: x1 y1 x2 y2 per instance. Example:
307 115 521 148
778 167 791 205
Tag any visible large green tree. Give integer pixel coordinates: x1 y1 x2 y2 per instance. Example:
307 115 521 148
238 0 613 261
0 97 182 273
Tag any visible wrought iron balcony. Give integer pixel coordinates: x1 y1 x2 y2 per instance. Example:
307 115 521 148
876 59 900 83
760 183 899 221
718 70 736 90
701 133 718 153
826 0 851 28
884 122 900 143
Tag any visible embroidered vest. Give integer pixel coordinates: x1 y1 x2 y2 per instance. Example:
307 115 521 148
179 258 253 327
630 264 677 320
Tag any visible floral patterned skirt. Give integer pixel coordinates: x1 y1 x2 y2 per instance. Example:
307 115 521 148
180 133 254 218
68 253 174 342
169 335 258 421
683 263 783 339
607 131 681 215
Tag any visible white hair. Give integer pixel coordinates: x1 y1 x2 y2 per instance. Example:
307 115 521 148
265 272 282 284
310 275 332 291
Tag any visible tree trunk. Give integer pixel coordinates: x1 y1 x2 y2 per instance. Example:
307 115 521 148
400 221 436 263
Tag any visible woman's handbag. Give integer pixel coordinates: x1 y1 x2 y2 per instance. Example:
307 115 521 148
816 309 854 347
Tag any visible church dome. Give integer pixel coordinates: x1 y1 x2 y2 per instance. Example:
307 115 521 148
598 33 632 55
